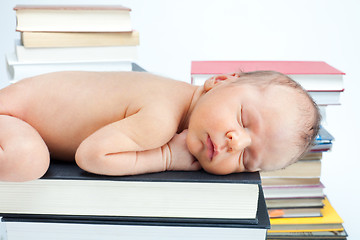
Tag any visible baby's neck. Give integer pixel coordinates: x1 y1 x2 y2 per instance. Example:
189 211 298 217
177 85 205 132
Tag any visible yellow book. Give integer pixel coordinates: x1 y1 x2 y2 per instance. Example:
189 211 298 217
269 197 344 233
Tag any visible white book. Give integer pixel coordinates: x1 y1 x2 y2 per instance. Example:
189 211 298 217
6 53 132 83
262 183 325 199
191 73 344 92
1 219 267 240
0 179 258 219
14 5 132 32
15 40 138 63
307 91 341 106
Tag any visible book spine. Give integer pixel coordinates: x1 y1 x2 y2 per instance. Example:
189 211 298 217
14 5 132 11
6 56 133 82
16 44 138 62
21 31 140 48
15 9 132 32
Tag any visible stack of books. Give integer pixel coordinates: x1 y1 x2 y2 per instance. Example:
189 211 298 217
0 161 270 239
263 129 347 239
261 127 333 219
6 5 140 83
191 60 347 239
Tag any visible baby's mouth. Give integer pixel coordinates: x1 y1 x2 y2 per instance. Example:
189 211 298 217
206 135 216 161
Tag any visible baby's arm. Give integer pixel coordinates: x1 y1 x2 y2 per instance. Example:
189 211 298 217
75 108 200 176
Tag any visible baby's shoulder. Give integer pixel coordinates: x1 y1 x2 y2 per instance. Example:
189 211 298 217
141 99 182 121
138 96 185 130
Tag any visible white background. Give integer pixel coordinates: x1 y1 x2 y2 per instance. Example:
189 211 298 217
0 0 359 239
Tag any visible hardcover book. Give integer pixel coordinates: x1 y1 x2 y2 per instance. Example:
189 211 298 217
14 5 132 32
21 31 140 48
0 189 269 240
262 177 321 187
0 161 262 225
191 61 344 105
5 53 132 83
260 160 321 179
266 197 324 209
268 197 344 233
268 207 322 218
15 40 138 63
267 230 347 239
191 61 344 91
263 183 325 199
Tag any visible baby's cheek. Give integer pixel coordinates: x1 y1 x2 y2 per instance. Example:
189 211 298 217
185 133 200 156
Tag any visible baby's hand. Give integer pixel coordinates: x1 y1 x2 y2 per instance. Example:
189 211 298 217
166 130 202 171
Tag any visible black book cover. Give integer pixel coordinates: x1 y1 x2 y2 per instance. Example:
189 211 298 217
132 62 146 72
42 160 261 184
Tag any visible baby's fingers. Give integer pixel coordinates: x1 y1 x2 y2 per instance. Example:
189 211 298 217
188 160 202 171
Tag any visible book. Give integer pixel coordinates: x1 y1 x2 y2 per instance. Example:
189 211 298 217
0 219 268 240
0 187 269 240
315 126 334 144
309 144 332 152
191 61 344 91
15 40 138 62
268 207 322 218
318 105 327 122
262 177 321 187
14 5 132 32
260 160 321 179
5 53 132 83
267 230 348 239
263 183 325 199
191 61 345 105
0 161 261 224
309 125 334 152
306 91 341 105
268 197 344 233
131 62 147 72
301 152 323 161
266 197 324 209
21 31 140 48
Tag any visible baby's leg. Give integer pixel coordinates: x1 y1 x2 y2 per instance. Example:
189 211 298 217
0 115 50 182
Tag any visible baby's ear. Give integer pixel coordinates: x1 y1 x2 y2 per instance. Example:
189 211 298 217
204 74 238 92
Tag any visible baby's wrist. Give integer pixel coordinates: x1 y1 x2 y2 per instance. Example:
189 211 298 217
161 144 172 170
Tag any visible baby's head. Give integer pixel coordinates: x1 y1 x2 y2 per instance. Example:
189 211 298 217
186 70 321 175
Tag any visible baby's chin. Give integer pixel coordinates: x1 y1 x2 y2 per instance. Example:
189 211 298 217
200 161 241 175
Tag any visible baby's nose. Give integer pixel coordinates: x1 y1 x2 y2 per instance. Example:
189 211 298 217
226 129 251 152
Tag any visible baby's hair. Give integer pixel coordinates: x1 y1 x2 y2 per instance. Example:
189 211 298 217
231 70 321 164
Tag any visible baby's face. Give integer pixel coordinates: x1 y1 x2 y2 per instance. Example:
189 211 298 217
187 77 302 175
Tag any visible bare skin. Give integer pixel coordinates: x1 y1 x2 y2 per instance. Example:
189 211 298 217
0 71 201 181
0 71 309 182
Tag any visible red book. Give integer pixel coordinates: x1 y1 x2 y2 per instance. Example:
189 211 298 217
191 61 345 106
191 61 343 75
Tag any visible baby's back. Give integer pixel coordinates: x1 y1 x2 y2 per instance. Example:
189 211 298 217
0 71 188 159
